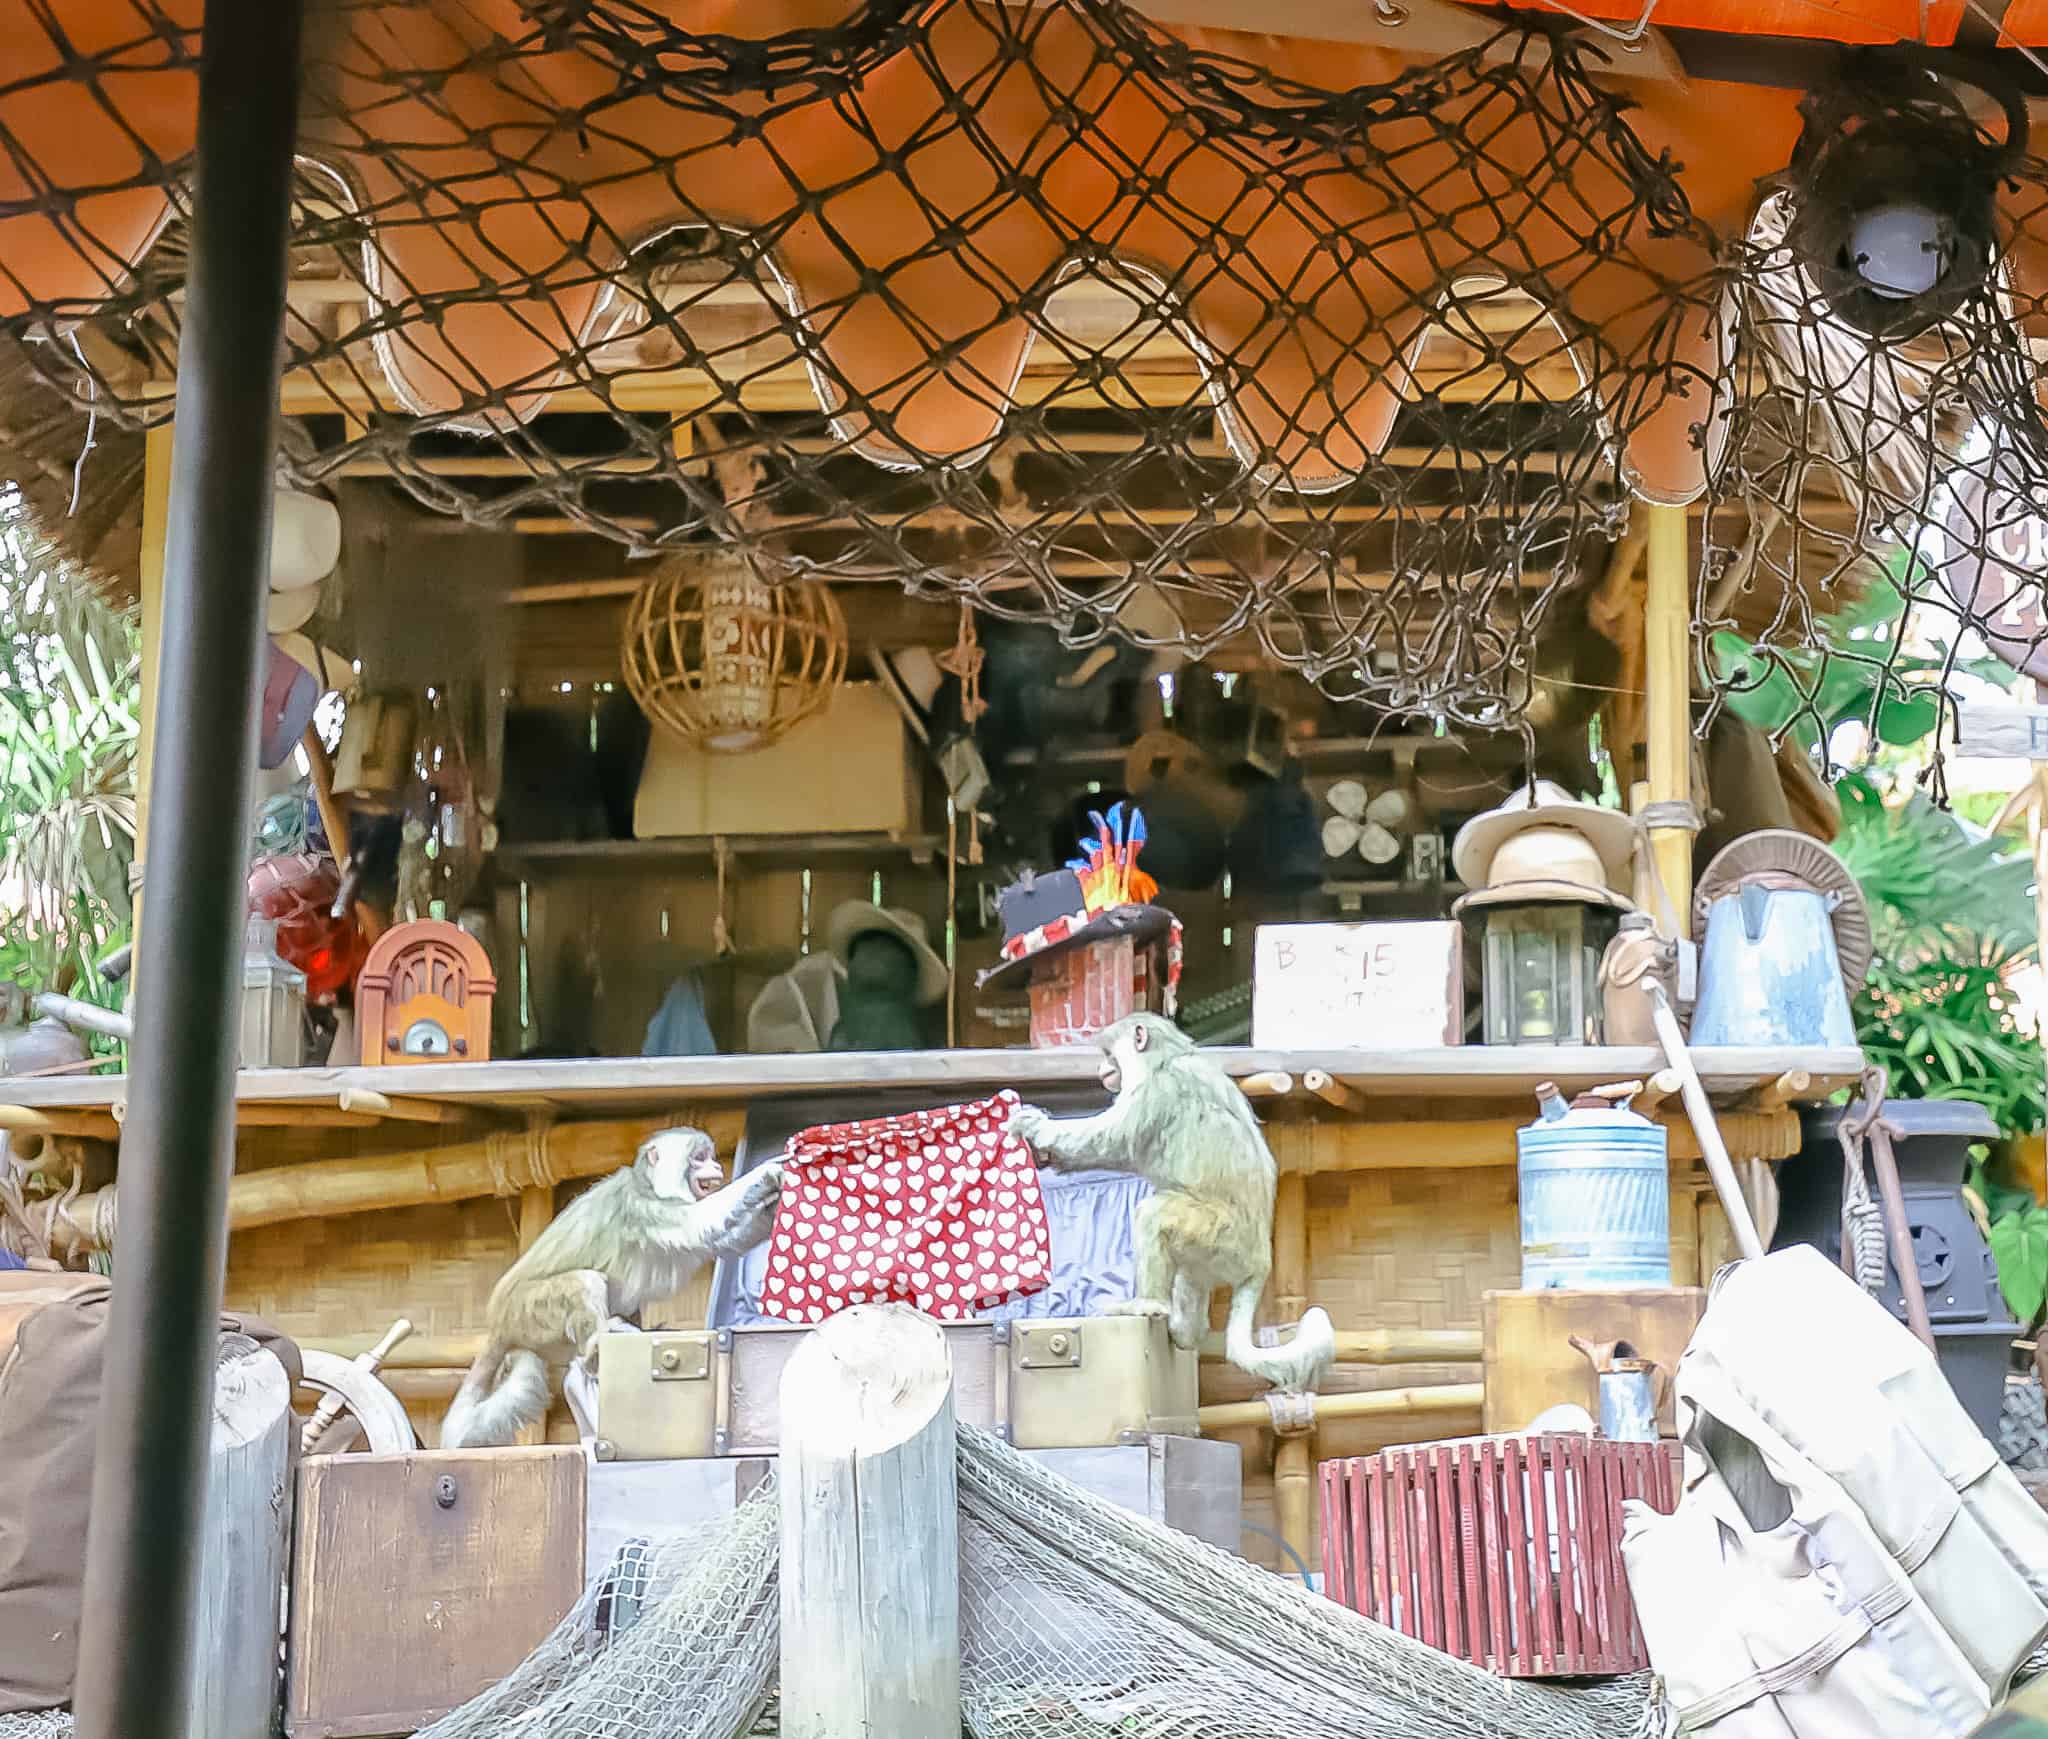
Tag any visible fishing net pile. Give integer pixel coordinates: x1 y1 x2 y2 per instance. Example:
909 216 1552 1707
3 0 1728 725
409 1422 1660 1739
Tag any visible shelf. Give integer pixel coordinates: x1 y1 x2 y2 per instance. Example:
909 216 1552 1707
495 831 945 871
0 1043 1863 1124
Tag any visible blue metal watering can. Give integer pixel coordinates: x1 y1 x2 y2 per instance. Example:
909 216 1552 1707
1689 880 1858 1049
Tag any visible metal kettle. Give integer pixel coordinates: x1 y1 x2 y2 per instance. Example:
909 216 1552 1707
1689 879 1859 1049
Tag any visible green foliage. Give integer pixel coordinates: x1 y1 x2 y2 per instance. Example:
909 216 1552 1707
1969 1155 2048 1325
1834 771 2044 1136
1708 558 2017 757
0 485 138 1023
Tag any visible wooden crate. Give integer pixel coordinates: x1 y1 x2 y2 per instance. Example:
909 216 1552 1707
1319 1434 1680 1677
286 1447 585 1738
1480 1288 1705 1437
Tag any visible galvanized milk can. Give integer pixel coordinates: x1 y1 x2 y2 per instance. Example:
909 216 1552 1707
1517 1082 1671 1290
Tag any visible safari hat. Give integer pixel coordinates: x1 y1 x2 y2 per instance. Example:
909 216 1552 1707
1452 780 1636 894
1453 825 1637 915
826 901 949 1007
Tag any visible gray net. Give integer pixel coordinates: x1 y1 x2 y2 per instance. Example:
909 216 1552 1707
413 1425 1661 1739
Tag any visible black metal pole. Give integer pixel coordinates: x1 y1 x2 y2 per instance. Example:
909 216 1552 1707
72 3 303 1735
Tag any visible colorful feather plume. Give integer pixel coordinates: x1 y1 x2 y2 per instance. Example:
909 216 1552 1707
1068 803 1158 914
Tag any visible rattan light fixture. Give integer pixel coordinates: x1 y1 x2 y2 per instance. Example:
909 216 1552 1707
621 550 847 753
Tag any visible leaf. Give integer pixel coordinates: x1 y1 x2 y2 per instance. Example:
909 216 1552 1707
1990 1209 2048 1325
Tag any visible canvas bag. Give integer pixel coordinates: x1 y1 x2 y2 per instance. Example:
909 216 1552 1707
1620 1247 2048 1736
0 1275 302 1714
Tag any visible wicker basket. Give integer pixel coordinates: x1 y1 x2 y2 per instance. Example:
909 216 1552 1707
622 551 847 753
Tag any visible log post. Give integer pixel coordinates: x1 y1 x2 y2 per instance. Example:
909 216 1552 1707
187 1334 291 1739
1269 1172 1315 1565
780 1305 959 1739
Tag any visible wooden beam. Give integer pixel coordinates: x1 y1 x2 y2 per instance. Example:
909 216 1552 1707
1199 1381 1483 1433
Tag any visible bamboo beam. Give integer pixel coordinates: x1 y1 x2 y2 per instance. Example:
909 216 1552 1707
514 1163 557 1446
1301 1069 1363 1114
334 1088 475 1125
1200 1327 1483 1365
1199 1382 1484 1434
1271 1109 1803 1172
1644 501 1695 938
1269 1172 1314 1563
47 1111 744 1257
0 1107 119 1138
130 423 175 957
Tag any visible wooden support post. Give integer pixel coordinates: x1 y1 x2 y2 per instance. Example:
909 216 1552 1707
131 422 175 956
1269 1171 1314 1564
1645 502 1694 938
188 1334 291 1739
780 1306 959 1739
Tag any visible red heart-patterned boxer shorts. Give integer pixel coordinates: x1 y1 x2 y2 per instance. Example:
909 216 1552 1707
759 1089 1053 1323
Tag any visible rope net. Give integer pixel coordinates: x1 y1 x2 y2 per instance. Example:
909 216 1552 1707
2 0 1726 725
11 6 2048 737
402 1423 1659 1739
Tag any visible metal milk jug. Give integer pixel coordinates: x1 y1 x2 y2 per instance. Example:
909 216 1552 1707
1573 1336 1666 1443
1688 880 1857 1049
1517 1084 1671 1290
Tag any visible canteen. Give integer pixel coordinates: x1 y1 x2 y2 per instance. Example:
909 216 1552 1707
1689 881 1858 1049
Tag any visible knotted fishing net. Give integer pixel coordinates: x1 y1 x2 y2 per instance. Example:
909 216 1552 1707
3 0 1728 724
409 1423 1661 1739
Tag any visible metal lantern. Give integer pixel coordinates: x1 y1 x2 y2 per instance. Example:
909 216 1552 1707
621 549 848 753
1475 900 1620 1047
241 915 307 1070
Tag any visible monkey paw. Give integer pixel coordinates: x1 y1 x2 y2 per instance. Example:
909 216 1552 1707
1006 1106 1052 1148
1105 1298 1171 1320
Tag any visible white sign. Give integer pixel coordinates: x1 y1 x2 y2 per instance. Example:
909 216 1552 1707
1955 703 2048 759
1251 921 1464 1050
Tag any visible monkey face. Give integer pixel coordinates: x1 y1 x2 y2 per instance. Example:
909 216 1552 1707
637 1127 722 1200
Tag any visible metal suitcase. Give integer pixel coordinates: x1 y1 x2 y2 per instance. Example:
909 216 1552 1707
595 1314 1198 1459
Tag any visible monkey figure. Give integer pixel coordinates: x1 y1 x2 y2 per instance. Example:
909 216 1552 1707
1007 1013 1336 1393
440 1128 783 1448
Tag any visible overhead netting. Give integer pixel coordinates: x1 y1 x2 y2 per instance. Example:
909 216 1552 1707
1705 54 2048 755
408 1423 1661 1739
1 0 1731 723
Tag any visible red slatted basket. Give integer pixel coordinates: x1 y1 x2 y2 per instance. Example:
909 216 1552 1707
1319 1435 1681 1677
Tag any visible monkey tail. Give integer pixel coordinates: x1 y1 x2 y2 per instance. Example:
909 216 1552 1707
1223 1283 1336 1394
439 1341 552 1449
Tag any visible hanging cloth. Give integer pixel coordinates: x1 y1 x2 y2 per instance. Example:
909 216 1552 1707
760 1090 1052 1323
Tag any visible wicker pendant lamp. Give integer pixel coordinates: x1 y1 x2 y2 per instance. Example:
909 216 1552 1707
621 549 847 753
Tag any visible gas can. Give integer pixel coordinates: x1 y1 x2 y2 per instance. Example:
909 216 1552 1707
1517 1083 1671 1290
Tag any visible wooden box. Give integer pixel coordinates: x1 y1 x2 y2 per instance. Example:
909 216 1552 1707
1480 1287 1706 1437
286 1448 586 1738
595 1315 1197 1460
1251 920 1463 1048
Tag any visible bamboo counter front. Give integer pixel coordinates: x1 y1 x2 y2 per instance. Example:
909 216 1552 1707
0 1043 1856 1570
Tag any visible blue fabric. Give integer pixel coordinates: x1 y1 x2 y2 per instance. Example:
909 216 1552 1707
641 975 718 1057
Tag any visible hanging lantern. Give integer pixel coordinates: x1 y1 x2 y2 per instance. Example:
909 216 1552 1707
621 550 848 754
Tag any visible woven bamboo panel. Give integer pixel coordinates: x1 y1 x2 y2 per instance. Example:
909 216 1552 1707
1308 1169 1523 1335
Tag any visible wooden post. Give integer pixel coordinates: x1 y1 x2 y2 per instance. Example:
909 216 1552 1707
187 1333 291 1739
780 1305 959 1739
131 422 174 955
1644 502 1693 938
1269 1171 1315 1566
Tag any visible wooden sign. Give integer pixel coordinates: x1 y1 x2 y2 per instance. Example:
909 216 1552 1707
1251 921 1463 1049
1956 703 2048 759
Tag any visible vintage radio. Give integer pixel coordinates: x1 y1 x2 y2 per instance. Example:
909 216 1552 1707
594 1314 1197 1461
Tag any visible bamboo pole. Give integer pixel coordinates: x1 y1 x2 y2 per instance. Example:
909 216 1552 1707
1269 1173 1314 1563
46 1111 743 1258
1271 1109 1803 1171
515 1161 558 1445
1200 1327 1483 1366
130 423 175 958
1645 501 1694 937
1199 1382 1484 1434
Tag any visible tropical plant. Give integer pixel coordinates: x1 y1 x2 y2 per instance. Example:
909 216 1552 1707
0 483 138 1019
1833 770 2044 1136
